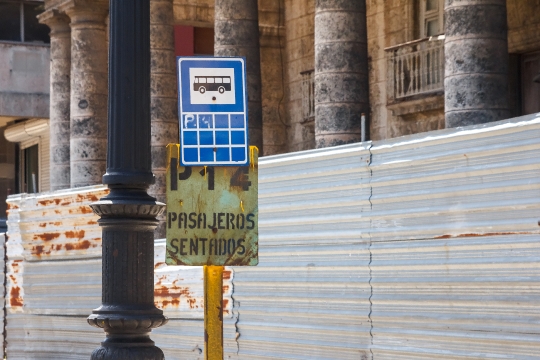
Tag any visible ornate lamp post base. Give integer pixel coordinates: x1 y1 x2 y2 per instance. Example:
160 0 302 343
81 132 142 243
88 188 167 359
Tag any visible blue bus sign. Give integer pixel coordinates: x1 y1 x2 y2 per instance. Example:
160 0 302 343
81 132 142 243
177 57 249 166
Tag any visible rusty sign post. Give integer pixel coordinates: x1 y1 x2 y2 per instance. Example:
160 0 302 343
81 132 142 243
167 54 257 360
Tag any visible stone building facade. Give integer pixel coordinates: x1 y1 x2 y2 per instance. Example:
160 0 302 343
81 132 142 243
2 0 540 234
0 0 51 230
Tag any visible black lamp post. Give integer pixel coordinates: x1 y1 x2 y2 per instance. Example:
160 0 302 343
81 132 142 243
87 0 167 358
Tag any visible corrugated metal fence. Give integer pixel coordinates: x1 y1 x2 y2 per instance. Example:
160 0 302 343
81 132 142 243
4 114 540 359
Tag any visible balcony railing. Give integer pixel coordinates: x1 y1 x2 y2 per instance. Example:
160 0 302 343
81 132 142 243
386 36 444 101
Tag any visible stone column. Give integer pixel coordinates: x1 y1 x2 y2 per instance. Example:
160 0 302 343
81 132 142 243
62 1 109 187
38 11 71 190
314 0 369 148
149 0 178 238
215 0 263 153
444 0 509 127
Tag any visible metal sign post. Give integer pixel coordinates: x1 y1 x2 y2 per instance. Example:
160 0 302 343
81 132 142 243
167 56 258 360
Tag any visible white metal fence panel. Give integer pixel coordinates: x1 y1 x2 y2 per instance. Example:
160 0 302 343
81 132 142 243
369 115 540 359
4 188 232 359
3 114 540 359
225 144 373 359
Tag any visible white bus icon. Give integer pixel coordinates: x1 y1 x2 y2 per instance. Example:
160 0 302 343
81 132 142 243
189 67 236 105
193 76 232 94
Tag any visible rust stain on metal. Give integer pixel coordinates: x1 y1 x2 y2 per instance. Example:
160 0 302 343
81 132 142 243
11 260 21 273
65 230 85 240
65 240 92 251
154 283 196 309
154 262 165 269
6 203 19 210
434 231 536 240
38 199 62 206
33 233 61 242
223 270 231 280
39 219 62 227
10 286 23 307
67 206 95 215
222 299 229 315
33 245 47 256
77 193 100 202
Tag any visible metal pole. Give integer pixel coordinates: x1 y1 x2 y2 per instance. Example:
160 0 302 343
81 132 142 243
204 266 224 360
87 0 167 358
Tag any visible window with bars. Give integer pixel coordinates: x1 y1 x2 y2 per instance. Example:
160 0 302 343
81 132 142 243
0 0 49 43
420 0 444 38
300 69 315 122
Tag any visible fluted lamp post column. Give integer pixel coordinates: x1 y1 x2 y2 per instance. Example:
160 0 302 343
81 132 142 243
87 0 167 359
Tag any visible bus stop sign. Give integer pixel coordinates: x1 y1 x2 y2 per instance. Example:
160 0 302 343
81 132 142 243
177 57 249 167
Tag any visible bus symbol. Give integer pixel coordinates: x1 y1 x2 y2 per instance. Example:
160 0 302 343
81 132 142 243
193 76 232 94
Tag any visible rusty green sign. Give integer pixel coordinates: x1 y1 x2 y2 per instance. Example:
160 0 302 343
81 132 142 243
165 144 258 266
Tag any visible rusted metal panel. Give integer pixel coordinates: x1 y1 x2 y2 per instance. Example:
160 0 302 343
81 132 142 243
166 144 258 266
0 232 5 359
4 241 232 319
6 197 24 314
155 239 233 319
8 185 109 261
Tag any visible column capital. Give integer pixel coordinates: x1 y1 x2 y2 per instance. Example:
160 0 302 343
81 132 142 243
58 0 109 24
37 9 71 34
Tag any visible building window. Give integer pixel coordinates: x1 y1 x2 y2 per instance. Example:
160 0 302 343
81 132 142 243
0 0 49 44
20 143 39 193
300 69 315 123
419 0 444 38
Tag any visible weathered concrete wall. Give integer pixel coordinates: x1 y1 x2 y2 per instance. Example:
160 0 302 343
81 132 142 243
314 0 369 148
38 12 72 191
63 2 109 188
214 0 263 152
173 0 214 27
283 0 315 151
0 43 50 119
444 0 509 127
150 0 178 238
507 1 540 54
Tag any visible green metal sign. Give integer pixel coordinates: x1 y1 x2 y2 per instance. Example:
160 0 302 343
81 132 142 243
166 144 258 266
